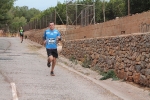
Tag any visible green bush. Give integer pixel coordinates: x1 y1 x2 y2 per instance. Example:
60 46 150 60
100 70 119 80
82 56 91 68
69 56 77 65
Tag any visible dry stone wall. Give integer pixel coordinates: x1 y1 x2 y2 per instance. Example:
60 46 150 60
61 32 150 87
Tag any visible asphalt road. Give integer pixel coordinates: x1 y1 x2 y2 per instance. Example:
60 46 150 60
0 37 123 100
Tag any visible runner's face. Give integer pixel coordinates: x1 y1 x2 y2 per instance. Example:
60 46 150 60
49 23 54 30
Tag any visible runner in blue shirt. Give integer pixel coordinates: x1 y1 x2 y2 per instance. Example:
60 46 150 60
43 22 61 76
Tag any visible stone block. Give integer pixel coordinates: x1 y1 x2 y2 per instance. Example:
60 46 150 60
128 71 133 76
133 73 140 84
145 69 150 76
147 75 150 80
136 55 141 62
135 64 142 72
118 63 124 70
128 65 135 72
127 76 133 82
118 69 125 79
140 75 146 85
141 69 146 75
92 59 98 66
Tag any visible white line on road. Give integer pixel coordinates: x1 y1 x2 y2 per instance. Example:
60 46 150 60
11 82 18 100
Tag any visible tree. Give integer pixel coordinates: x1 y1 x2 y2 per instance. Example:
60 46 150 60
105 0 126 20
95 0 103 23
0 0 15 28
130 0 150 14
28 8 41 22
13 6 41 22
55 2 66 24
6 6 40 32
10 16 27 33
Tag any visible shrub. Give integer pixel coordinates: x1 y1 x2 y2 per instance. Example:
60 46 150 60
82 55 91 68
100 70 119 80
69 56 77 65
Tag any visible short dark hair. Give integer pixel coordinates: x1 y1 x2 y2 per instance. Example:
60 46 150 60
49 22 54 24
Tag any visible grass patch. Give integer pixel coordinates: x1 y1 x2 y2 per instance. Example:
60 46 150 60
82 56 91 68
64 62 68 66
91 65 103 74
100 70 119 80
69 56 78 65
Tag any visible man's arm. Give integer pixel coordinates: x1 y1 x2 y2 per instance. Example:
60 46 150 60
57 36 61 41
57 30 61 41
43 31 46 46
57 32 62 46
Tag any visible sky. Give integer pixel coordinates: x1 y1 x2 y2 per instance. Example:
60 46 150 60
14 0 66 11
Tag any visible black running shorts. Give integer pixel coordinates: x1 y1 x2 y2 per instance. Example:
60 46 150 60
20 34 23 37
46 49 58 58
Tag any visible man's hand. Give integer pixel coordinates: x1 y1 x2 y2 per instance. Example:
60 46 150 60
43 40 46 47
58 38 61 41
57 36 61 41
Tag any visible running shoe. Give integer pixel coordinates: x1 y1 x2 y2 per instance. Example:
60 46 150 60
47 62 51 67
50 71 55 76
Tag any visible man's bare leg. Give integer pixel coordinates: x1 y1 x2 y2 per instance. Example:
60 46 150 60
47 55 53 67
21 36 23 42
20 36 23 43
48 56 56 76
51 57 56 72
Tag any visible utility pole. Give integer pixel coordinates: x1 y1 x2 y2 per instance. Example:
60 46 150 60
128 0 130 15
103 0 105 22
76 0 77 28
93 0 95 24
55 9 56 24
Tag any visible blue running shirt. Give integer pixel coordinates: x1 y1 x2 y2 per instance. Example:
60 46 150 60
43 29 61 49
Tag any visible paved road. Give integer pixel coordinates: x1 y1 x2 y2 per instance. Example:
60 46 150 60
0 37 122 100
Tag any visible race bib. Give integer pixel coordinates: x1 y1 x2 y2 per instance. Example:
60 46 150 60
48 38 55 44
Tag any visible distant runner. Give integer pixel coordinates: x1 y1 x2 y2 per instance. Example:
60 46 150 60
19 27 24 43
43 22 61 76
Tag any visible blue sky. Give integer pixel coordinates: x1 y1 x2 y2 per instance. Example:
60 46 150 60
14 0 66 11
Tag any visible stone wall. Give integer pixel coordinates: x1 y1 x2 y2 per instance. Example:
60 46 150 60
66 11 150 40
61 32 150 87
